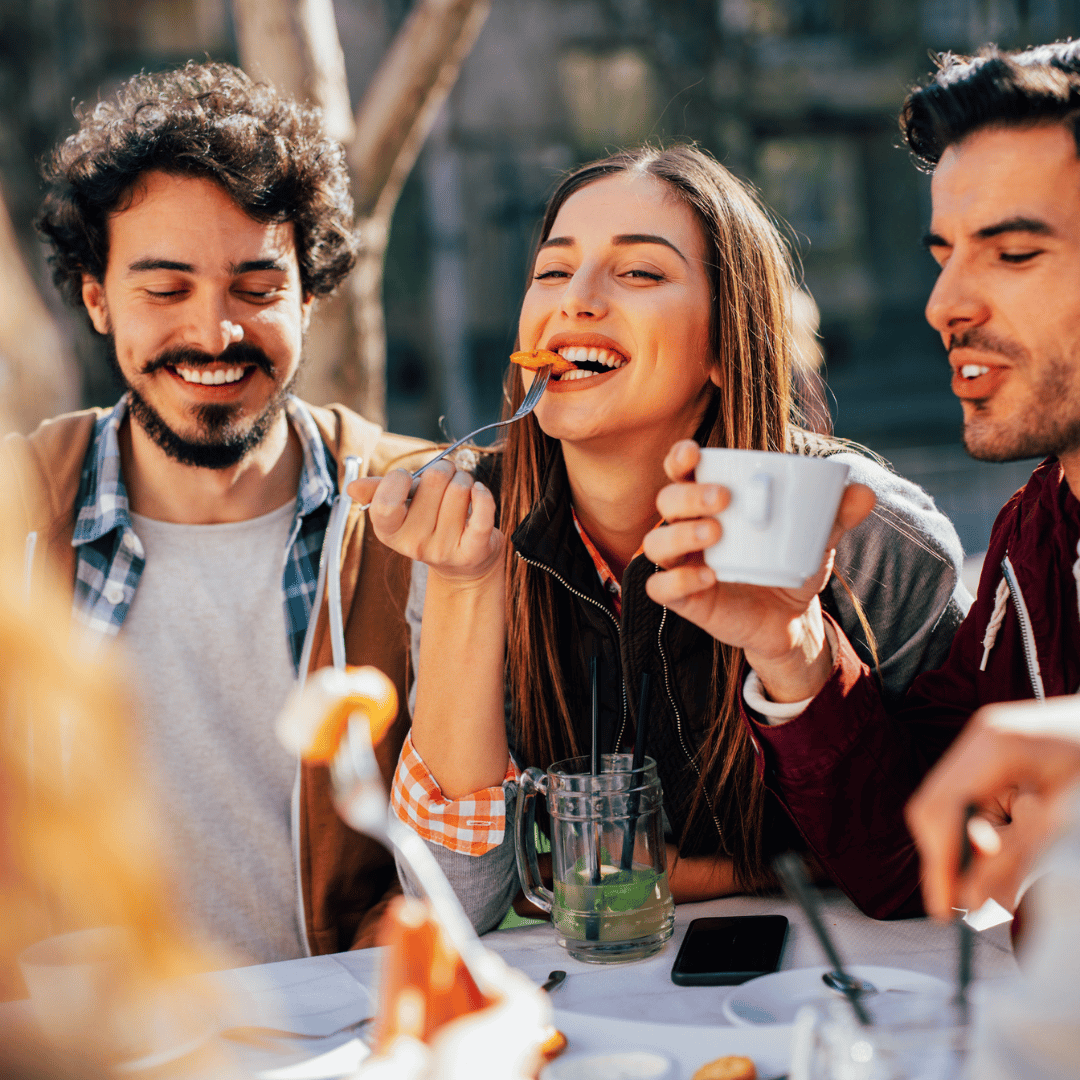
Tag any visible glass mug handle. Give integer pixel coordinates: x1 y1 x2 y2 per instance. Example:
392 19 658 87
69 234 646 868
513 767 553 914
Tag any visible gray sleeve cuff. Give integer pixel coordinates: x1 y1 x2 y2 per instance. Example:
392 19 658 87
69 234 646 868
395 785 522 935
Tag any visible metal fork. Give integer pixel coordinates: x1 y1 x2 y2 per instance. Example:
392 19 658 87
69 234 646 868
406 366 552 496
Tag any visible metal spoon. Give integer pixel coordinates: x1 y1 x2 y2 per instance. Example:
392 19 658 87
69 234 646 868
822 971 877 996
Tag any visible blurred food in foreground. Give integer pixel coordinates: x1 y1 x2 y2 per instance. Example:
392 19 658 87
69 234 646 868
357 896 556 1080
0 457 226 1071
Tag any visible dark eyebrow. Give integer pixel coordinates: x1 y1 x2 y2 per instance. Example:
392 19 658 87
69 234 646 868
923 217 1055 250
128 258 193 273
975 216 1054 240
229 259 288 275
612 233 687 262
537 233 688 261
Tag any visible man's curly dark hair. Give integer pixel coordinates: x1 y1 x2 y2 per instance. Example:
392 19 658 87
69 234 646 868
37 61 358 307
901 40 1080 171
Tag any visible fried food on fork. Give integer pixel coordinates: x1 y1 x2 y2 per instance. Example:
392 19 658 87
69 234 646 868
276 665 398 763
509 349 575 375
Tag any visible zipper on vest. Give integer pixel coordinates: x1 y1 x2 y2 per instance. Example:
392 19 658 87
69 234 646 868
1001 554 1046 701
514 551 629 741
656 602 724 844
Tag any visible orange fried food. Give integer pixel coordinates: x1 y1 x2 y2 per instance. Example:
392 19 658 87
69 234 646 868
510 348 575 375
374 897 497 1051
277 665 399 763
691 1055 757 1080
539 1026 568 1062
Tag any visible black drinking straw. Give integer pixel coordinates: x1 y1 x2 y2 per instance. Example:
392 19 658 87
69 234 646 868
619 672 651 871
590 654 600 778
774 852 872 1026
586 655 601 941
956 805 977 1022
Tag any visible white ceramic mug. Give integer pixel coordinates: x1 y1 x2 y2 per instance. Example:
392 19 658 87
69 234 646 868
694 449 850 589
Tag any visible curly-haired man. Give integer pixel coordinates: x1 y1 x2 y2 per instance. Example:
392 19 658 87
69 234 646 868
2 62 430 962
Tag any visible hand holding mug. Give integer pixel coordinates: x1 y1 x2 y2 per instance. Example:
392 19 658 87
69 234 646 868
644 440 875 703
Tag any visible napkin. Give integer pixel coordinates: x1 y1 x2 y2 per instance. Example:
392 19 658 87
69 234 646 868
206 955 376 1038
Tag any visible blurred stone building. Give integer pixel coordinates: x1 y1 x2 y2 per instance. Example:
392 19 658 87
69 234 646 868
2 0 1077 551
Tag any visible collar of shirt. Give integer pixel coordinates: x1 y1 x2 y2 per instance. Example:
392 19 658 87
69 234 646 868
571 507 650 618
70 394 337 668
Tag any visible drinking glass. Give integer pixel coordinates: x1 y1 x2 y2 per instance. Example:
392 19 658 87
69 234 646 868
789 993 969 1080
514 753 674 963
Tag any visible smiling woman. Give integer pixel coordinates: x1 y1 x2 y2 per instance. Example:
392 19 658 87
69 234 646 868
354 144 970 929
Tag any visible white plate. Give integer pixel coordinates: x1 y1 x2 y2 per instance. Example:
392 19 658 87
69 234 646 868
553 1010 792 1078
722 965 950 1026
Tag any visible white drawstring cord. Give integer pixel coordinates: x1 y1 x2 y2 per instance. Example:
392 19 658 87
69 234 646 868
980 577 1011 672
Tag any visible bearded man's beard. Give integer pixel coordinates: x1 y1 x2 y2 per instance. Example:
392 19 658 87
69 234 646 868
107 339 300 469
948 328 1080 463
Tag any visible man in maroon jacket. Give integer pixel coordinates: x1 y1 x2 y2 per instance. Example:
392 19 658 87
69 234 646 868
757 41 1080 917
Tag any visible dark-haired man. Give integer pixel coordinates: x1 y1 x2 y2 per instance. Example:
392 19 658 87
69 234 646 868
2 62 428 963
737 40 1080 926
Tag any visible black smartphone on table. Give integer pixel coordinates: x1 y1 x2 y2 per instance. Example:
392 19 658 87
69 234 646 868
670 915 789 986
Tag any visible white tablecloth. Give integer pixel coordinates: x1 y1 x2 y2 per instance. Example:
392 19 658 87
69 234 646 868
207 889 1018 1078
1 890 1017 1078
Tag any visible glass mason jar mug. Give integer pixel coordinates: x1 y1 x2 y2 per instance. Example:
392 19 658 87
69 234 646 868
513 753 675 963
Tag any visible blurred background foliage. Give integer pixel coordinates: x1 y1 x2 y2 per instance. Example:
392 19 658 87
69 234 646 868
2 0 1077 555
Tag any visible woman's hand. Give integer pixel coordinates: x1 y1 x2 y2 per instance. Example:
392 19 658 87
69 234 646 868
349 462 504 585
643 440 876 704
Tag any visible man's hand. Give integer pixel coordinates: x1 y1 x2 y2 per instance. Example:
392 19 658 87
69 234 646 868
906 698 1080 920
643 440 875 703
349 462 504 585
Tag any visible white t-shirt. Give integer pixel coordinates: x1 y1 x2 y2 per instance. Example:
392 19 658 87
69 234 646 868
124 502 304 965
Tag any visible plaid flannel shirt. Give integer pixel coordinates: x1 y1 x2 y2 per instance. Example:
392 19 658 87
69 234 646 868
391 732 520 856
389 511 649 855
71 395 336 671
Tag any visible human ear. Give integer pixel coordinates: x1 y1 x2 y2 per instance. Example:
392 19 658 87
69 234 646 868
707 363 723 388
81 276 111 336
301 294 314 333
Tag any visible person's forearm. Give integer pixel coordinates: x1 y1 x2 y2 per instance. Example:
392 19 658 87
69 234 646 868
666 847 739 903
412 563 508 799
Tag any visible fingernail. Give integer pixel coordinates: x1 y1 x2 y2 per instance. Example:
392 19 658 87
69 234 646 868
474 480 486 493
695 523 712 542
706 486 722 510
699 567 713 585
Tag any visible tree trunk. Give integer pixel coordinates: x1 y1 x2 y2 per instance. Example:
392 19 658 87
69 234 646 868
231 0 490 427
0 189 78 434
231 0 354 143
347 0 490 427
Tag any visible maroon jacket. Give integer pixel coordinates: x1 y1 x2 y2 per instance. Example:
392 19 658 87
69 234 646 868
753 457 1080 918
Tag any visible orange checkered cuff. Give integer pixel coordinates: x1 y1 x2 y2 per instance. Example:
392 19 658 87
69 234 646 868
390 732 521 856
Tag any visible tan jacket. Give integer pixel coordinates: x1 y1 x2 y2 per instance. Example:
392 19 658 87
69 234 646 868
2 402 431 953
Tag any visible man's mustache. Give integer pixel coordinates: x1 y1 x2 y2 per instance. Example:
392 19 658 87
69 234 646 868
141 342 275 378
947 328 1027 364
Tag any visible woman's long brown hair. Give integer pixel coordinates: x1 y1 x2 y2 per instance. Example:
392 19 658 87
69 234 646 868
500 145 803 884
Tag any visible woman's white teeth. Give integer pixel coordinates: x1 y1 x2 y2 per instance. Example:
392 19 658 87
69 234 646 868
557 346 627 369
559 369 594 381
961 364 991 380
176 366 246 385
